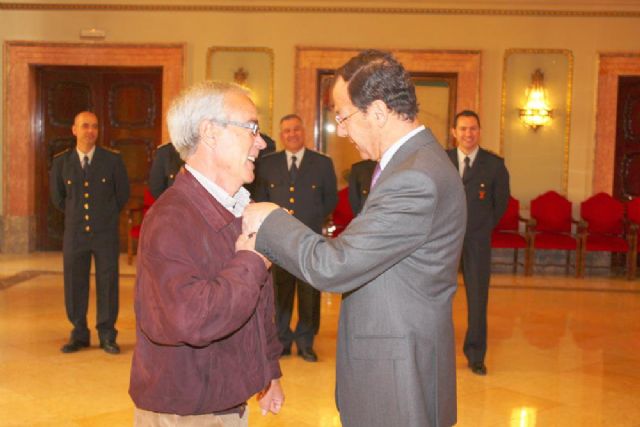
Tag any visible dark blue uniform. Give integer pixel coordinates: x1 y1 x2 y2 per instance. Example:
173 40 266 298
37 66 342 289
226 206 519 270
447 147 509 368
254 149 337 354
50 146 130 345
148 142 184 200
348 159 377 215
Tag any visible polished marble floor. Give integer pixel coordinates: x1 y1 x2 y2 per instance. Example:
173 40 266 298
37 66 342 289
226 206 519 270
0 252 639 427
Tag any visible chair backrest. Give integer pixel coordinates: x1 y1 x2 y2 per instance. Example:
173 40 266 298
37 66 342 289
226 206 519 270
142 187 156 215
581 192 624 234
331 187 354 237
628 197 640 224
495 196 520 232
530 190 573 233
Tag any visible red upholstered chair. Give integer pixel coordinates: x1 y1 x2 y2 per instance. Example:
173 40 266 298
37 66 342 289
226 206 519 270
327 187 354 238
579 192 634 279
491 196 531 274
625 197 640 279
127 188 155 265
528 191 583 276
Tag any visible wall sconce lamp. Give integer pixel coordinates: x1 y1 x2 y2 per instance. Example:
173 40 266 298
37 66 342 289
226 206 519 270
519 69 553 131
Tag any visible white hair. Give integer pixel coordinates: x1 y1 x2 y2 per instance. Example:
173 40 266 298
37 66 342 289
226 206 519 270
167 81 249 160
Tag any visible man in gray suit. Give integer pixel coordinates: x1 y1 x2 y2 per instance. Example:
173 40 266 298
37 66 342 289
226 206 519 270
240 50 465 427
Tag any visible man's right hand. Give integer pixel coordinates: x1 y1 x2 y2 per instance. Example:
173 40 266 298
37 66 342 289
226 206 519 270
236 232 271 269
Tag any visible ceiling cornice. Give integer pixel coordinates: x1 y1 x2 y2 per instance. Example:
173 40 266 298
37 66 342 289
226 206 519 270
1 2 640 17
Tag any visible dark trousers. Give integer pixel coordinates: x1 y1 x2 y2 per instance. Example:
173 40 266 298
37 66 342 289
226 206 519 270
273 265 320 351
63 230 120 343
461 235 492 365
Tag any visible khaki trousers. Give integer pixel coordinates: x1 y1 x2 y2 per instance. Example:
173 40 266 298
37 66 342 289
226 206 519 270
134 407 248 427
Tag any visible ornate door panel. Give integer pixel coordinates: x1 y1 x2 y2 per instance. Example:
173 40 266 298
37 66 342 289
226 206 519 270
102 69 161 249
614 76 640 201
36 66 162 250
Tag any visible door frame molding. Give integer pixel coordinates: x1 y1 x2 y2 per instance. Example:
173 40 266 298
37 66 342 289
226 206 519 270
595 52 640 196
2 41 185 252
295 47 481 149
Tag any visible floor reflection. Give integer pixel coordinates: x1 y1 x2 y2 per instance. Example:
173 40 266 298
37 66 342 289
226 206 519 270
0 253 638 426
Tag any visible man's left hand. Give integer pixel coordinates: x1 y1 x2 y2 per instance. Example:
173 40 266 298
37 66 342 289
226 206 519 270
257 378 285 415
243 202 280 236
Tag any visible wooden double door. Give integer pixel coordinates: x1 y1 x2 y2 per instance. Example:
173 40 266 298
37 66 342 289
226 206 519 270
614 76 640 202
36 66 163 251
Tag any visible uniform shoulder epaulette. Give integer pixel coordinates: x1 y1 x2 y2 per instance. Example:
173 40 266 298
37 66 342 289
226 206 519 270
261 151 280 160
483 148 504 160
53 148 72 158
311 150 331 159
101 146 121 154
157 141 173 149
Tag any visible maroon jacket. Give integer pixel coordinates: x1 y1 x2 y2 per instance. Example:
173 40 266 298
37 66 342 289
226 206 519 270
129 170 282 415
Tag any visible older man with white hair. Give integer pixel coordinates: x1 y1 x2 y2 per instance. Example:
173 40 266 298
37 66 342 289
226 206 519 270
129 81 284 427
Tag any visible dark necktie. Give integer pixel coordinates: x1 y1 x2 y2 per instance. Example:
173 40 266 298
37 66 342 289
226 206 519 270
462 156 471 183
82 155 89 178
370 162 382 189
289 155 298 183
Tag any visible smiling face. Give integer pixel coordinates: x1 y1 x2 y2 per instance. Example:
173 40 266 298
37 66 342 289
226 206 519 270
451 115 481 155
72 111 99 153
332 76 380 161
280 116 305 153
208 91 266 194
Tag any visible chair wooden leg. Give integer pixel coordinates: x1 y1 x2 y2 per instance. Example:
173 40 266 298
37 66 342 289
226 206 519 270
525 246 534 276
513 249 519 274
576 240 584 278
628 245 637 281
127 236 133 265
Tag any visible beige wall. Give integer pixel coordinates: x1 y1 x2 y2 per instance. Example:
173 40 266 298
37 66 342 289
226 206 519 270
2 3 640 219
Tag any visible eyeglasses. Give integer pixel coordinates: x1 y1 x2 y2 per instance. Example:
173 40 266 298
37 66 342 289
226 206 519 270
335 110 360 126
212 119 260 137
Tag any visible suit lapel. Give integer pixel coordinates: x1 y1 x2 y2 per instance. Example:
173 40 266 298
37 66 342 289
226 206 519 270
447 149 458 171
277 152 290 183
296 150 314 181
70 150 83 178
465 148 486 184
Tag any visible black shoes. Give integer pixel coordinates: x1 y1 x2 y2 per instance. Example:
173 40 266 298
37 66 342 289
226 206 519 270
62 339 120 354
298 348 318 362
280 346 292 357
279 344 317 362
60 340 90 353
100 341 121 355
469 362 487 376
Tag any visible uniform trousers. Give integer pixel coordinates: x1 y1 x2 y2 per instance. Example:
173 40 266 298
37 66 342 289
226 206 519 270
273 265 320 351
63 229 119 343
461 235 492 365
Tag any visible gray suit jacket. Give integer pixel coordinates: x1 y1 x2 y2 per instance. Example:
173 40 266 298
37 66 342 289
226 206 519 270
256 129 465 427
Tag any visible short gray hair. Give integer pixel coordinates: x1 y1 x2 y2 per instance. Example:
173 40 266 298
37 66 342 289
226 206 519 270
167 81 249 160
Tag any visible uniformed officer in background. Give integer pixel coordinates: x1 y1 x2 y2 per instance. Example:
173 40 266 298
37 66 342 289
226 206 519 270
50 111 130 355
150 134 274 200
148 142 184 200
253 113 337 362
348 159 377 216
